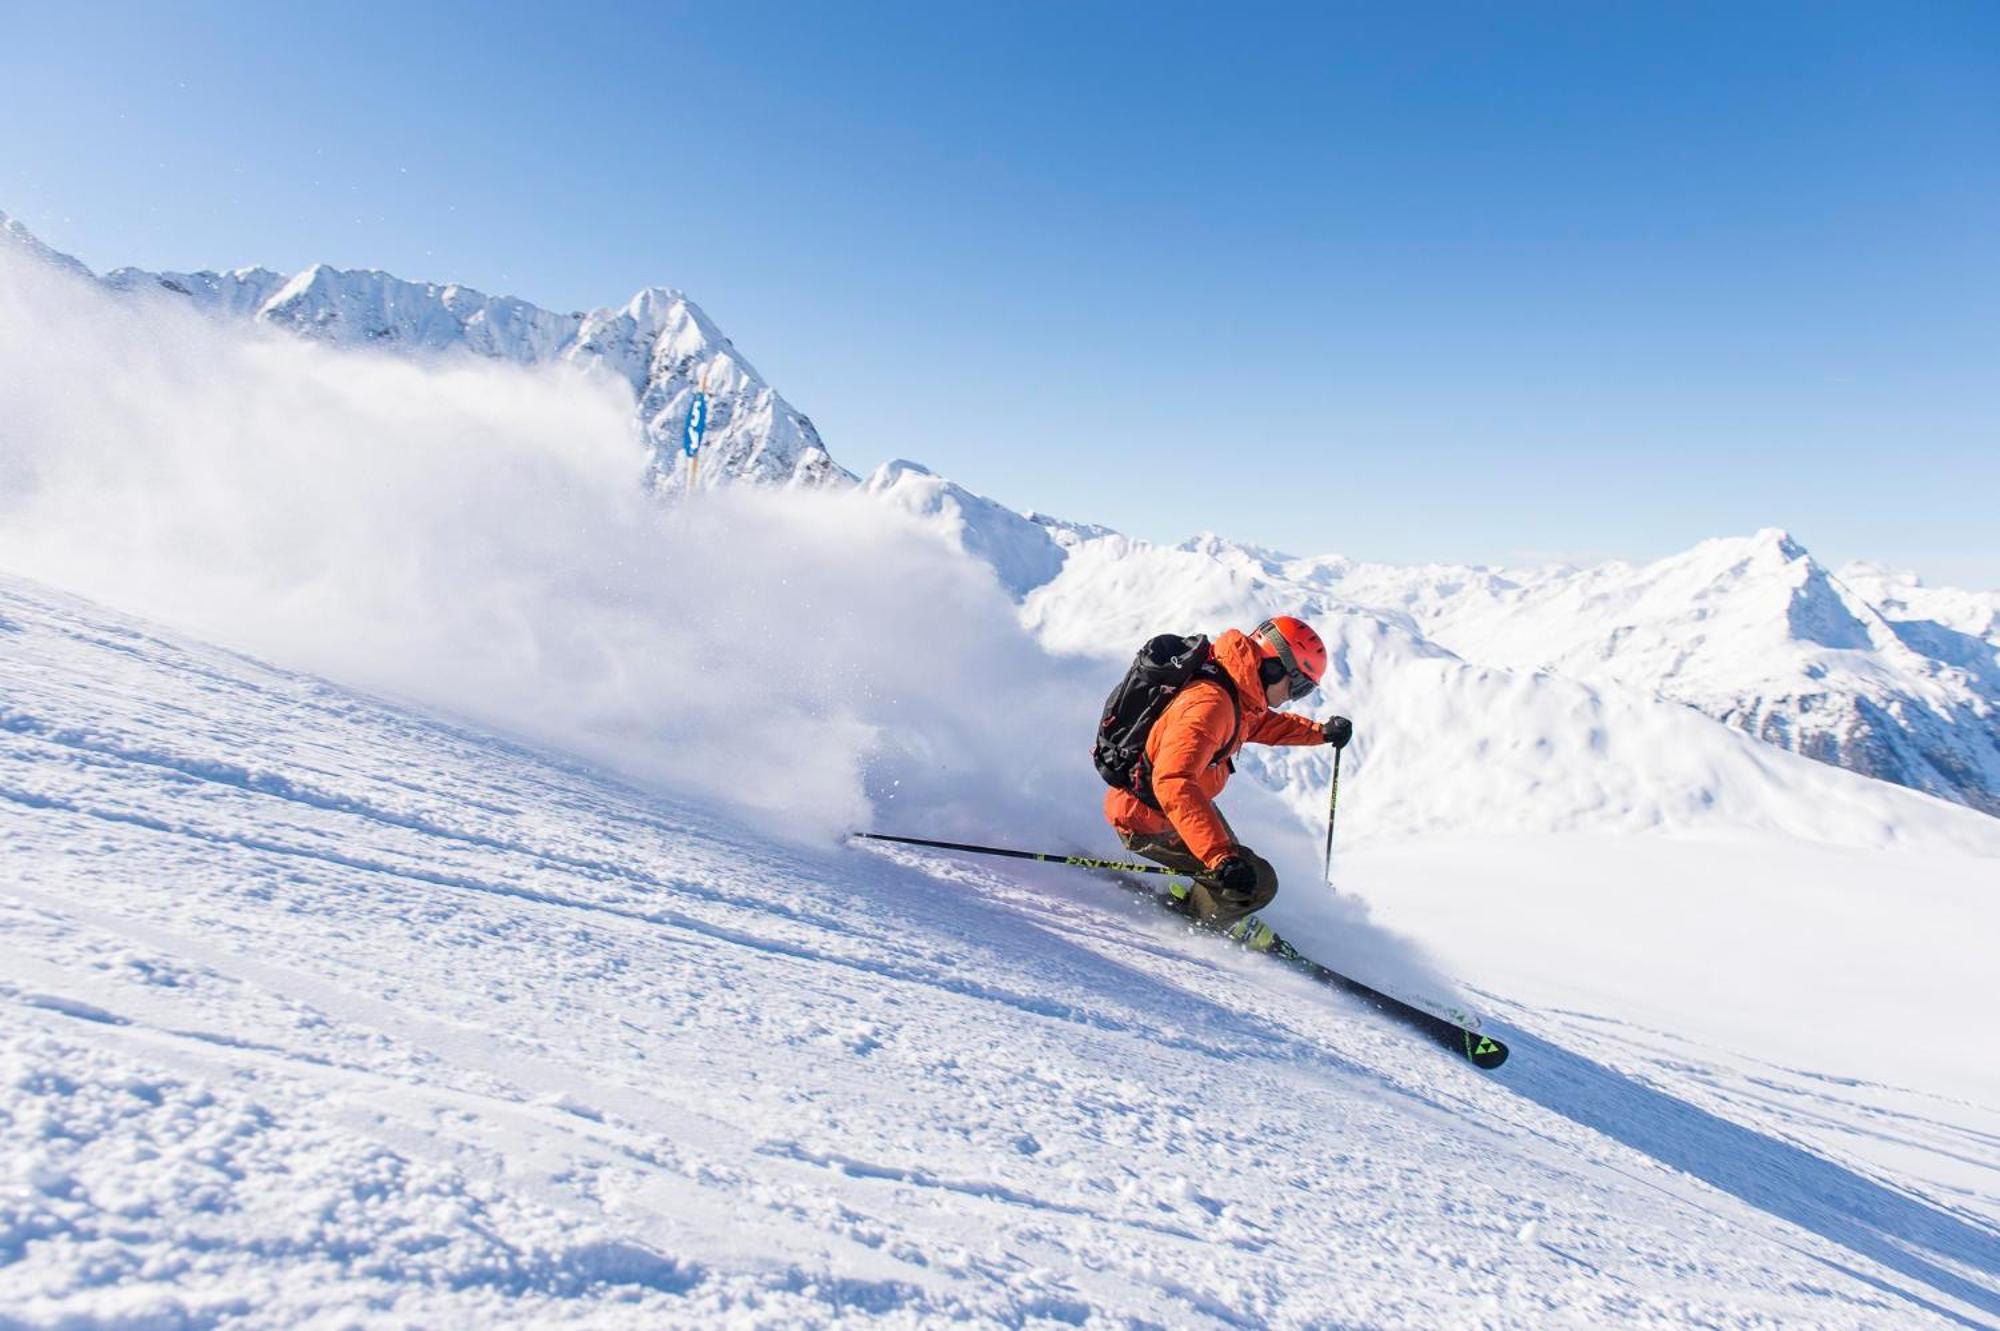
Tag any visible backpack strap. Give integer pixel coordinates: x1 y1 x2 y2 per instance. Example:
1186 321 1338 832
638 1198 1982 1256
1133 662 1243 812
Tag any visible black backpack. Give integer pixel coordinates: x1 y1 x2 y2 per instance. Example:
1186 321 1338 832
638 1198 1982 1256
1092 634 1241 809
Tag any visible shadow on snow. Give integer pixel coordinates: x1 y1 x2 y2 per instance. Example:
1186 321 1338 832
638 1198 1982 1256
1499 1028 2000 1330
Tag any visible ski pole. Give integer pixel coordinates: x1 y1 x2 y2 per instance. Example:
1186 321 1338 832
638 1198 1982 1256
851 831 1183 877
1323 745 1342 881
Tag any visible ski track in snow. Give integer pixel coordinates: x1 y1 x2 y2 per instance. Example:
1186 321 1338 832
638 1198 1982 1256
3 576 1998 1329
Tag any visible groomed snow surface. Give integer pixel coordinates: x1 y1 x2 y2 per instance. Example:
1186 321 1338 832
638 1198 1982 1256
5 576 1999 1329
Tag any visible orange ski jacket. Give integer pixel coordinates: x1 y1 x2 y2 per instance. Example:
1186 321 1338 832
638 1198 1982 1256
1102 628 1325 866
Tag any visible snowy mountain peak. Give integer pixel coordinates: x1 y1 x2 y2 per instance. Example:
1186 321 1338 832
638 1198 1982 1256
1666 530 1894 654
618 285 706 338
0 209 92 279
1754 526 1807 562
1843 561 2000 641
1 211 849 491
1173 533 1314 585
863 461 1067 597
1680 527 1813 583
245 261 578 360
262 262 337 315
1177 531 1298 563
1024 511 1120 548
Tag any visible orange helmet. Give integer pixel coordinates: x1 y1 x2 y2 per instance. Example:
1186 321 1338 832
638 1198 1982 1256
1253 616 1327 701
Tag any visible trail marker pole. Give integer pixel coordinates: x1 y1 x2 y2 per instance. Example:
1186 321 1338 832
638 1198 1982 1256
683 366 710 498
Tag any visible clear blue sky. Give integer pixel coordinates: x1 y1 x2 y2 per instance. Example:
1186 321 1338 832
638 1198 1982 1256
5 2 1997 585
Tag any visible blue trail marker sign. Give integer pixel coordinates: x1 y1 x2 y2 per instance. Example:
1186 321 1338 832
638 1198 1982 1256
682 391 710 458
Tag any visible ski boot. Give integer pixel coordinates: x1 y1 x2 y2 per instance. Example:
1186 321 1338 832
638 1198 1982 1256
1223 914 1310 962
1225 913 1280 952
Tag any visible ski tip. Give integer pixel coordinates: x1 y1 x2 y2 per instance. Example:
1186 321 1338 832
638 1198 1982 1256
1465 1032 1509 1069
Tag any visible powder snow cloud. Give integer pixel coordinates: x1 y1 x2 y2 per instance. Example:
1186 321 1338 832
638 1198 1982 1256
0 245 1105 848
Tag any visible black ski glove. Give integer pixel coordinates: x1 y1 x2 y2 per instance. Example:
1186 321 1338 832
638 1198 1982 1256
1214 855 1259 902
1321 716 1353 749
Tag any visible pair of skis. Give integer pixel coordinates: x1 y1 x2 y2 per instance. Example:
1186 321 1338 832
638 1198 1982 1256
852 832 1508 1070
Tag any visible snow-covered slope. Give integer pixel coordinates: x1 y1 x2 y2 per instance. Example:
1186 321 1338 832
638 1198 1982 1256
6 574 1998 1328
1 210 844 491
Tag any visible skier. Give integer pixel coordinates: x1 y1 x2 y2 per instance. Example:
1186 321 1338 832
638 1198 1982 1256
1102 616 1352 941
860 617 1499 1064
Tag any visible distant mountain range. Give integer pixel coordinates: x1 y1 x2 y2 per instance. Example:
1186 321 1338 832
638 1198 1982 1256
875 461 2000 821
6 210 1994 818
0 211 843 491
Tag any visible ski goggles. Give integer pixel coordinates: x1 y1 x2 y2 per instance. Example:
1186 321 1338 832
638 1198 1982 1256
1255 619 1318 702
